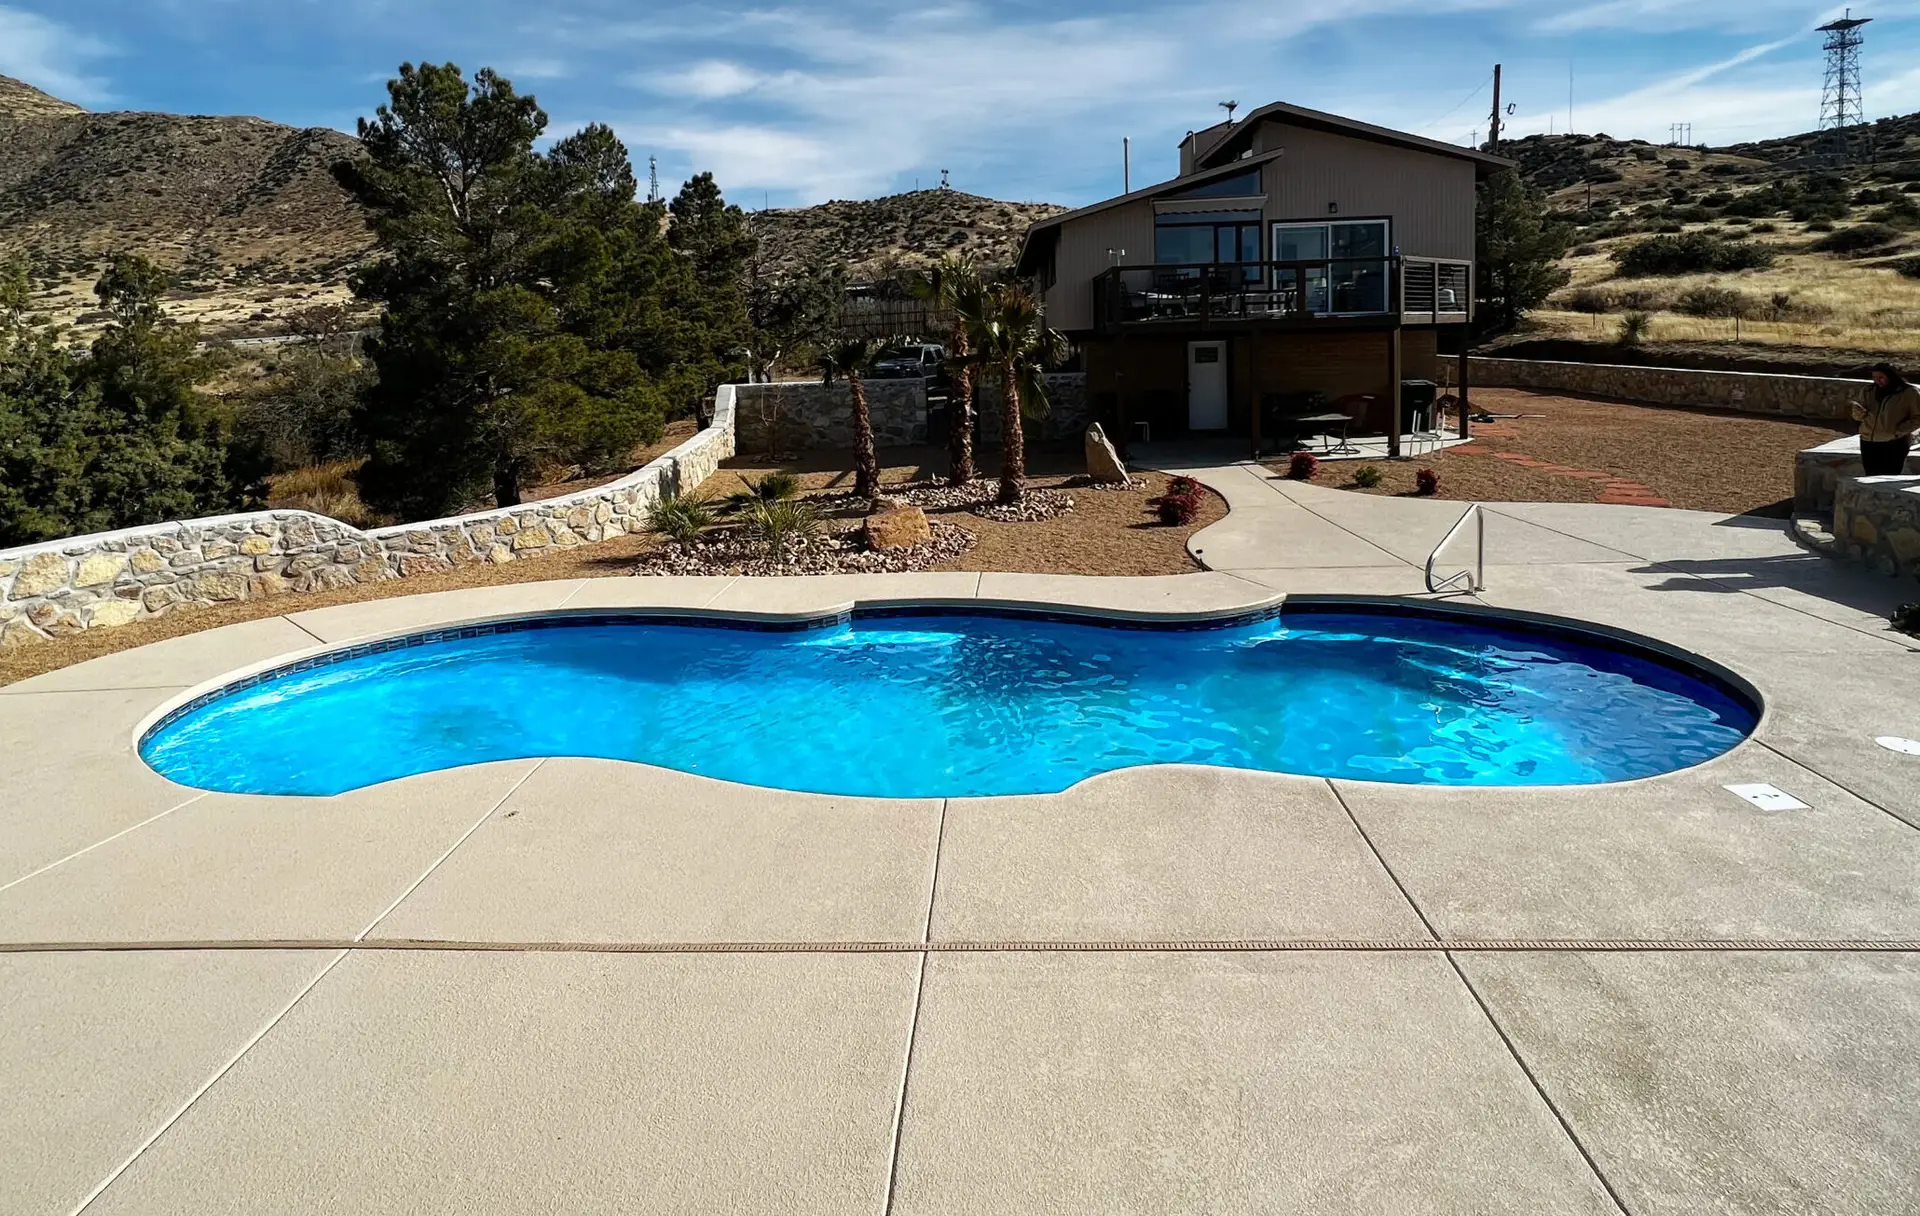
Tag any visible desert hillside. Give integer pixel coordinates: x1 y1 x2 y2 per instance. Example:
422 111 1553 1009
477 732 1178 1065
0 74 370 336
747 189 1066 280
1505 113 1920 369
0 74 1067 338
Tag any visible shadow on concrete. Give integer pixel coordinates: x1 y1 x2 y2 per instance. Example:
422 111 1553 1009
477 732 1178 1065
1633 552 1914 621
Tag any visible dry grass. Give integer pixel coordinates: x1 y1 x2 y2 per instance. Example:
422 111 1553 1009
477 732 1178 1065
1550 221 1920 354
265 460 384 528
0 442 1222 687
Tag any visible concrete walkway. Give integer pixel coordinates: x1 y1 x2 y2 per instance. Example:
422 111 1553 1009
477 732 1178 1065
4 462 1919 1215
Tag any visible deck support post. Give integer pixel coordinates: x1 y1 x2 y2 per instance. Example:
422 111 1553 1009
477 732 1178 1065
1248 327 1263 460
1386 325 1403 460
1456 332 1471 440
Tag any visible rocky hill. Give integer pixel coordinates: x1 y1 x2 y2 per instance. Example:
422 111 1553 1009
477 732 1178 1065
1496 113 1920 368
0 74 372 336
747 189 1065 281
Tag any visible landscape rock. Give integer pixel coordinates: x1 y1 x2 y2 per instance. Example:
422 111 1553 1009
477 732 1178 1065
865 506 934 551
1084 422 1129 484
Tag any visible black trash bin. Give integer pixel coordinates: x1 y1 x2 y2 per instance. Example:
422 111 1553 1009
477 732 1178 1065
1400 380 1437 433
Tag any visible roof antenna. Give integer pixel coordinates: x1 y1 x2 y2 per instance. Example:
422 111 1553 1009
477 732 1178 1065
1220 100 1239 125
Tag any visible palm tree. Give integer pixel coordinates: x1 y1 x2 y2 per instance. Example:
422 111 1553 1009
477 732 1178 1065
967 284 1068 505
912 255 987 486
818 336 905 505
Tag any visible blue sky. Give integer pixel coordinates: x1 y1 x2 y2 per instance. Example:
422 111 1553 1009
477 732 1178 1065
4 0 1920 208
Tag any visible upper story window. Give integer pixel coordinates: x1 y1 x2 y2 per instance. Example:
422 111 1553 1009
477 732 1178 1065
1168 168 1261 200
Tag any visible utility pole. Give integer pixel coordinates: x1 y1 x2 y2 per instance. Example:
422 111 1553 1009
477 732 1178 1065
1487 64 1503 152
1124 137 1131 193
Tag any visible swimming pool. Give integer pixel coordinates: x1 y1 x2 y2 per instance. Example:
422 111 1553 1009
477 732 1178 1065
139 605 1758 798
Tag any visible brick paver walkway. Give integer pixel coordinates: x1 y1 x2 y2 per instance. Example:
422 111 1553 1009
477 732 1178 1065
1470 419 1671 508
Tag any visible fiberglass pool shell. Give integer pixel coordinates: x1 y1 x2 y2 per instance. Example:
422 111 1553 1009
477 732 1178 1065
136 601 1763 800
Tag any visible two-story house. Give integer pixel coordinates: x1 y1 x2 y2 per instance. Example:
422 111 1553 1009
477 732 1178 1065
1015 101 1510 455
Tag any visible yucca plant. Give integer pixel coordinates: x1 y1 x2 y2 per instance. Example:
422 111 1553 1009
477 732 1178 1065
726 471 800 512
742 497 821 558
645 491 715 546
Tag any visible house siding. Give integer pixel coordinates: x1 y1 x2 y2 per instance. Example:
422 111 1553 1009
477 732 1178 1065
1044 198 1156 334
1252 122 1476 259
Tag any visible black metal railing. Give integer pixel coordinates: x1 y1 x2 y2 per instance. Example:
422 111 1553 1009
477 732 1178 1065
1092 256 1472 332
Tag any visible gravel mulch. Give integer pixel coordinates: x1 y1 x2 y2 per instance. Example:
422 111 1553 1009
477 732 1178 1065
1271 388 1849 516
633 520 976 576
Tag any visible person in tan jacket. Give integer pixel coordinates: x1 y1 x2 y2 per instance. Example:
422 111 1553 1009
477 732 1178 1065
1850 363 1920 476
1843 363 1920 472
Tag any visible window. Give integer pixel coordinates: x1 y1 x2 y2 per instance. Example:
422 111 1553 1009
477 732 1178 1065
1167 167 1261 200
1156 208 1263 282
1269 219 1390 314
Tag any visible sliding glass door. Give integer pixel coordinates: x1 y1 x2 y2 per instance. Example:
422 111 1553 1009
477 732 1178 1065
1271 220 1390 315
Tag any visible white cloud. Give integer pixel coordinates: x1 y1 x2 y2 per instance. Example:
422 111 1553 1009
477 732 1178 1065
646 60 767 100
0 5 114 104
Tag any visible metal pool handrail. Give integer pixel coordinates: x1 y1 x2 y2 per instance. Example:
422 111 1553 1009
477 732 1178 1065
1425 503 1485 594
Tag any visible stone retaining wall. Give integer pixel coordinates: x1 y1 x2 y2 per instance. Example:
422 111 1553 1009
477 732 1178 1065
1472 356 1864 421
0 387 737 647
733 374 1089 455
1832 475 1920 580
1794 436 1920 514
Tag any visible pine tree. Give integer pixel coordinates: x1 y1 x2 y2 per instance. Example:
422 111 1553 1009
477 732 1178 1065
0 255 255 545
1476 169 1572 334
334 64 682 517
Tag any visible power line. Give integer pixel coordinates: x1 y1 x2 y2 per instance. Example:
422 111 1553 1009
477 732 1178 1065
1422 71 1494 134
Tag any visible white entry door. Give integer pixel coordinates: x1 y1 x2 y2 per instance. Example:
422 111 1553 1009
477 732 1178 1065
1187 341 1228 430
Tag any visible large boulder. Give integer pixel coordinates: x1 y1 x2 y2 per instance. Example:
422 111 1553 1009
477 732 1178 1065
1085 423 1129 484
864 505 933 551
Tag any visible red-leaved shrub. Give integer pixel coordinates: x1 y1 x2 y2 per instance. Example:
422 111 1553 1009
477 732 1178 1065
1166 475 1202 498
1287 452 1319 480
1157 492 1200 525
1415 467 1440 496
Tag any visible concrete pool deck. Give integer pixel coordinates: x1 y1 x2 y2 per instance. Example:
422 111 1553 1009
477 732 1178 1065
3 460 1919 1214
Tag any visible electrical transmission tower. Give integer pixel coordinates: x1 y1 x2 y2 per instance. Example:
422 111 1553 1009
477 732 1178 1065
647 156 662 204
1818 11 1870 132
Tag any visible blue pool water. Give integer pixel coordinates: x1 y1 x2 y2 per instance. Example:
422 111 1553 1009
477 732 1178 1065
139 608 1758 798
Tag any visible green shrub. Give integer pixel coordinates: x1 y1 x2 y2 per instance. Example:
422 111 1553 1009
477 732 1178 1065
1870 198 1920 226
1813 222 1900 255
1664 157 1689 170
1892 258 1920 280
1618 310 1653 346
646 492 716 546
742 497 820 556
1675 286 1755 318
1894 602 1920 637
1612 232 1776 276
1807 218 1836 232
1351 464 1384 488
1751 221 1778 233
1563 286 1614 313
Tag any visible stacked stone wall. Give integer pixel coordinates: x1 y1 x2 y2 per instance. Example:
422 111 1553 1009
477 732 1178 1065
733 374 1089 454
0 387 736 646
1472 357 1863 422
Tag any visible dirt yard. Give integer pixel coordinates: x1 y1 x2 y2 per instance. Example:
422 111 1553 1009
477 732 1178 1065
1272 388 1848 516
0 441 1221 687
